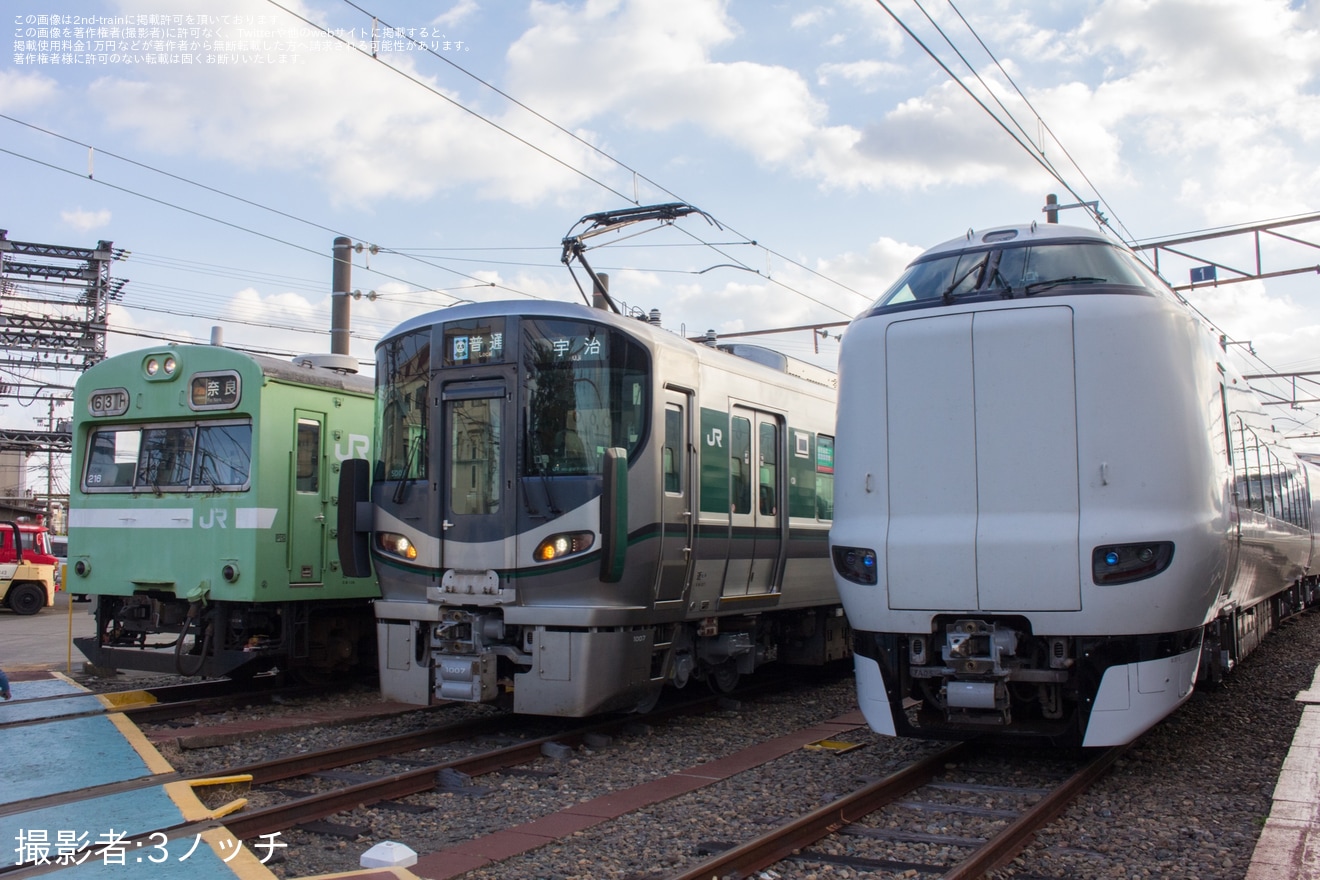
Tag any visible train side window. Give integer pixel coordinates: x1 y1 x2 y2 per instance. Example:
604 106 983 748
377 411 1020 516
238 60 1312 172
295 420 320 494
663 405 682 494
759 421 778 515
816 434 835 521
730 416 751 514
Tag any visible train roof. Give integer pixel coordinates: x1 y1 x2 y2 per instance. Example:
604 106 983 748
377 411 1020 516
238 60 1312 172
77 344 374 397
916 223 1116 262
379 299 836 390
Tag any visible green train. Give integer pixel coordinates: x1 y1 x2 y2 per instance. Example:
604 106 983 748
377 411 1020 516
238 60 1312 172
70 344 379 679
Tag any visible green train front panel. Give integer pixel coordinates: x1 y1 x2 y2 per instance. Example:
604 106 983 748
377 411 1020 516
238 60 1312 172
70 347 377 605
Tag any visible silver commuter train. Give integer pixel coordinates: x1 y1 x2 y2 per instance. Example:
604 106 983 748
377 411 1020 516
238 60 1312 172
830 222 1320 747
339 299 847 715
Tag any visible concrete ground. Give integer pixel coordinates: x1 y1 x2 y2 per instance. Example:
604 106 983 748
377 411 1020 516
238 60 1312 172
0 588 97 676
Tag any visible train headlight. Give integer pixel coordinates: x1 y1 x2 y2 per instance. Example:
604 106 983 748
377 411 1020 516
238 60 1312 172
377 532 418 561
832 546 878 585
1092 542 1174 585
533 532 595 562
221 562 240 583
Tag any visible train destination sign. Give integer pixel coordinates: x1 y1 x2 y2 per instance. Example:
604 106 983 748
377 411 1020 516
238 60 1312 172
189 371 241 410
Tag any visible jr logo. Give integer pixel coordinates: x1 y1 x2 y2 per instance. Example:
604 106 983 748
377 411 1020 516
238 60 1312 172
705 428 723 448
199 509 228 529
334 434 371 461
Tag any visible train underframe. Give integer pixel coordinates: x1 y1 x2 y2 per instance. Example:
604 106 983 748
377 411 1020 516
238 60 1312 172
76 593 377 680
378 604 852 716
854 577 1320 747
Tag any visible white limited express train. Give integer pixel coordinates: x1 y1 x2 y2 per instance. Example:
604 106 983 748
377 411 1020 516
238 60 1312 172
830 222 1320 747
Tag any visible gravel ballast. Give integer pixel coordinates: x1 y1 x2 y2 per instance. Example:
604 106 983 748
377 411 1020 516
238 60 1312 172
71 610 1320 879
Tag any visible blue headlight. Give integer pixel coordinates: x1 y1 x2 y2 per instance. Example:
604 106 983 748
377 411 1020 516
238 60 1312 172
1092 542 1175 585
833 546 878 585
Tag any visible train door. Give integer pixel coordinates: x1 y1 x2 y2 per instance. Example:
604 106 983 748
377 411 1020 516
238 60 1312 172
290 412 325 584
439 379 514 570
722 408 783 598
655 389 694 604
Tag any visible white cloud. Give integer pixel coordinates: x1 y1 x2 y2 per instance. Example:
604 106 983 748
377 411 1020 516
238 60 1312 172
81 0 616 208
0 69 59 111
433 0 481 29
60 208 112 233
816 60 906 92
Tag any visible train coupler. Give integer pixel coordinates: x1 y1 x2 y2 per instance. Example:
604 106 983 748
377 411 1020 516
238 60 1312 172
434 653 498 702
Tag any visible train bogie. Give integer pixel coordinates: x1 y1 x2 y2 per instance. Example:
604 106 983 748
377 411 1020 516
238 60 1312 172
70 346 379 679
344 300 845 716
831 223 1316 747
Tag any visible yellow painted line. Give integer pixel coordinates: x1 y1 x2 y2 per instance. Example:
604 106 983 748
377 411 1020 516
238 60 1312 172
803 738 866 754
209 797 249 819
164 780 216 823
97 689 159 710
190 774 255 788
49 670 85 689
107 711 176 775
165 775 255 822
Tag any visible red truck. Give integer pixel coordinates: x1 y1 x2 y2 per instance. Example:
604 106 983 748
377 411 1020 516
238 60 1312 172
0 520 57 614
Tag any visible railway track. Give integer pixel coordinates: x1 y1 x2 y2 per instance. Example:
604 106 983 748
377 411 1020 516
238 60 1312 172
0 675 359 732
673 741 1127 879
2 670 1128 880
0 682 774 878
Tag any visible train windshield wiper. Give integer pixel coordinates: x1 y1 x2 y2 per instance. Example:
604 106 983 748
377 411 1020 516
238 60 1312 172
941 264 985 302
1023 276 1107 296
392 435 422 504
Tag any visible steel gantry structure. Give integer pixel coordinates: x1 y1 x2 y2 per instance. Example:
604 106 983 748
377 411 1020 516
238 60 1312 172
0 230 127 476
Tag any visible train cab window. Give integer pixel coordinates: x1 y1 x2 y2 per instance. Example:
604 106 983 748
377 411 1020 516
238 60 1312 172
521 318 650 477
85 428 141 489
377 329 430 483
136 426 195 489
85 422 252 493
295 421 320 494
870 241 1164 313
194 422 252 488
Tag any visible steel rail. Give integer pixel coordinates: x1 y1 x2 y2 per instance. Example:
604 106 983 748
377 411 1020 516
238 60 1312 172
667 741 973 880
941 744 1127 879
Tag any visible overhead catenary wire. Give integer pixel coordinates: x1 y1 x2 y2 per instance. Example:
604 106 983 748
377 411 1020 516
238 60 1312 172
266 0 873 314
874 0 1320 417
0 115 539 304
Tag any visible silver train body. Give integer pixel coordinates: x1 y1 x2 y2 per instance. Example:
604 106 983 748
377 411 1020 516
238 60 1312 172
830 223 1320 747
340 300 846 715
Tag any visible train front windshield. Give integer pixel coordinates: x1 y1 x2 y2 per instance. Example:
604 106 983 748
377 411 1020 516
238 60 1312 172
871 240 1166 312
520 318 648 476
375 314 650 489
83 422 253 492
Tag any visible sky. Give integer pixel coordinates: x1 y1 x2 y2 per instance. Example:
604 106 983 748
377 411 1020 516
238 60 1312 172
5 0 1320 494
